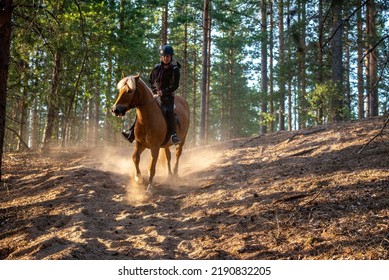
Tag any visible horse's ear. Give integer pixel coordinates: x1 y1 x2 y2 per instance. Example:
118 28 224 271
134 73 141 81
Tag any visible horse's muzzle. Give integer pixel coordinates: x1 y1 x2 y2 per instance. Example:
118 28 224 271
111 104 127 116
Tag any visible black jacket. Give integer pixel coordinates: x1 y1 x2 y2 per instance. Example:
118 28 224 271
149 60 181 96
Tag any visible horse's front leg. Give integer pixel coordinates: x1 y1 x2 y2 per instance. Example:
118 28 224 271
132 142 145 185
146 147 160 194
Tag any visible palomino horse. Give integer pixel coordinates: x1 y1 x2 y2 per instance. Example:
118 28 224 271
111 74 190 193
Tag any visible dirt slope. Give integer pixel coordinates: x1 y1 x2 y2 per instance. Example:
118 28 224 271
1 117 389 259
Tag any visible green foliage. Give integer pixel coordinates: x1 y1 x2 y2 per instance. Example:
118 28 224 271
4 0 389 150
306 81 348 124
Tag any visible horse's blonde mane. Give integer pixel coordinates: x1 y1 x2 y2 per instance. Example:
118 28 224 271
117 75 153 93
137 76 154 96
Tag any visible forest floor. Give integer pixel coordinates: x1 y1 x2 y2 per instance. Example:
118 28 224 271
1 116 389 260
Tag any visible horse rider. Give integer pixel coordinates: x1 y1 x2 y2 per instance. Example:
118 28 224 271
122 44 181 145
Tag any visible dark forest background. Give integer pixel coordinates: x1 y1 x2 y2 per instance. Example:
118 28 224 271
1 0 388 155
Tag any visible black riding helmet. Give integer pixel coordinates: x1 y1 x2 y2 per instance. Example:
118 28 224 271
160 45 174 56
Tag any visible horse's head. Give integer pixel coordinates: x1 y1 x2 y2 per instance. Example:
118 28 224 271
111 74 140 116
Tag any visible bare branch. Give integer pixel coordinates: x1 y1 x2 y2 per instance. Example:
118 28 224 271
357 115 389 154
360 35 389 63
322 0 370 51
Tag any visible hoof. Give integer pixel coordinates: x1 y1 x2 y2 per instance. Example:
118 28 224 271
146 184 153 195
135 175 143 184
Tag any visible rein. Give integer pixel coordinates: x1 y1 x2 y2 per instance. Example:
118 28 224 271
134 79 159 109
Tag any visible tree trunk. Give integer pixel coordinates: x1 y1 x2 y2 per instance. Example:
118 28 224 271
287 0 292 131
0 0 13 180
357 0 364 119
366 0 378 117
183 13 188 99
17 60 29 151
228 40 234 139
269 1 274 133
192 31 198 144
298 0 307 129
199 0 210 145
93 87 100 146
260 0 268 134
345 24 351 115
205 10 212 143
331 0 344 122
317 0 324 124
104 51 113 144
88 97 94 147
278 0 286 131
42 50 61 151
162 2 168 45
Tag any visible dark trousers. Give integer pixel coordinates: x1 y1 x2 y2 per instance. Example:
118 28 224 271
161 95 177 136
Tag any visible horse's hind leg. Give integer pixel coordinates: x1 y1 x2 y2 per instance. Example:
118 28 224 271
133 143 145 184
146 147 160 194
173 144 183 176
164 147 173 176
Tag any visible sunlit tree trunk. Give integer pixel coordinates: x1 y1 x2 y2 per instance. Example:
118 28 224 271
286 0 292 131
331 0 344 122
260 0 268 134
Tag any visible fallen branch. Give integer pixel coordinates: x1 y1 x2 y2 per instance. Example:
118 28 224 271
287 128 326 143
239 135 262 148
288 146 320 157
299 190 322 207
357 115 389 154
6 126 30 150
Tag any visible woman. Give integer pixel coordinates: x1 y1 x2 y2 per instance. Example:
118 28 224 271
122 44 181 145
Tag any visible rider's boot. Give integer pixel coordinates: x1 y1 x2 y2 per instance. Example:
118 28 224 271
167 110 180 145
121 118 136 143
121 129 135 143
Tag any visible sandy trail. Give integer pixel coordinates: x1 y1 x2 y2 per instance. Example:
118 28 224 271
1 117 389 259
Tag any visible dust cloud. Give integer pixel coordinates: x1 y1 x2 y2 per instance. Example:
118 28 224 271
89 144 225 204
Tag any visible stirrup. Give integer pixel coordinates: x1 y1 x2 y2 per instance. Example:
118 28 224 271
122 130 135 143
171 134 181 145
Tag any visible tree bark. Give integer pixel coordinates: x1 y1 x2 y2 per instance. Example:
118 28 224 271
366 0 378 117
317 0 324 124
0 0 13 180
162 2 168 45
357 0 364 119
260 0 268 134
199 0 210 145
269 1 274 133
286 0 292 131
298 0 307 129
42 50 61 151
278 0 286 131
331 0 344 122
